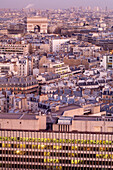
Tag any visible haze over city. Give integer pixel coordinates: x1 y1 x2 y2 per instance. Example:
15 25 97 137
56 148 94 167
0 0 111 9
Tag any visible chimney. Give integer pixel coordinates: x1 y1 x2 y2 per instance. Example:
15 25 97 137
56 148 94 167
71 87 73 95
31 56 33 75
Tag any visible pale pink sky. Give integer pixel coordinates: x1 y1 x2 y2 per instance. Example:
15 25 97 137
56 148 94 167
0 0 110 9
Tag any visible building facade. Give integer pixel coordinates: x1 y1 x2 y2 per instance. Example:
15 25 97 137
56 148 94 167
0 62 14 75
50 39 70 52
0 129 113 170
0 76 39 94
17 57 33 76
102 87 113 103
0 44 29 55
102 55 113 70
0 114 113 169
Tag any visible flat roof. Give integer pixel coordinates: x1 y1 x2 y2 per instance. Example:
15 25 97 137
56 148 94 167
52 104 81 115
0 113 39 120
73 115 113 121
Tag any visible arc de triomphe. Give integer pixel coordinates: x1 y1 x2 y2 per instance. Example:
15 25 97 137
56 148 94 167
27 16 48 33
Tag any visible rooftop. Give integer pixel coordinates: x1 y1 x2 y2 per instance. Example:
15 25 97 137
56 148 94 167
0 113 39 120
52 104 81 115
73 115 113 121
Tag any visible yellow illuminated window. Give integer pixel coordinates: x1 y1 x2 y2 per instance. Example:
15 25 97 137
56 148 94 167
41 138 44 142
75 146 77 150
15 150 20 154
59 146 62 149
32 138 35 142
26 138 29 142
71 146 74 150
44 138 47 142
59 166 62 170
56 159 59 163
96 154 99 158
14 137 17 141
53 159 56 163
7 144 11 148
38 145 41 149
75 139 78 144
72 153 75 157
2 143 5 148
75 160 78 164
47 159 50 163
71 160 74 164
53 139 56 143
35 138 38 142
47 138 50 142
103 141 105 144
56 146 60 150
53 145 56 149
32 145 37 149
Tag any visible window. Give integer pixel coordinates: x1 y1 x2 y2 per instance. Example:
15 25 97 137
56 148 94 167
108 127 113 132
94 126 102 132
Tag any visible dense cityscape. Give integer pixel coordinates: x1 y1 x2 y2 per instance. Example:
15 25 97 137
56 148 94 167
0 4 113 170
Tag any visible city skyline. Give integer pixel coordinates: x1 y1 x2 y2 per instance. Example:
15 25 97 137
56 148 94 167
0 0 110 9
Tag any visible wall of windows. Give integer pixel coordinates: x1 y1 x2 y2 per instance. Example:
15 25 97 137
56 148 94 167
0 130 113 169
0 136 112 145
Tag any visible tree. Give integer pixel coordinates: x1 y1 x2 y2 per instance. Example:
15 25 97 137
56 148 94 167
54 27 61 34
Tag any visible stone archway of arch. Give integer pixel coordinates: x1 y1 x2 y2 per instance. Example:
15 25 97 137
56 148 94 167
34 25 40 33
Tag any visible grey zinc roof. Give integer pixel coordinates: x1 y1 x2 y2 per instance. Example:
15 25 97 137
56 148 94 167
0 76 37 85
21 114 38 120
52 104 81 115
0 113 22 119
73 116 113 121
0 113 39 120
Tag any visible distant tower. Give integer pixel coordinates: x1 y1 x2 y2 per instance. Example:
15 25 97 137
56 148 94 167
105 6 107 12
96 6 99 12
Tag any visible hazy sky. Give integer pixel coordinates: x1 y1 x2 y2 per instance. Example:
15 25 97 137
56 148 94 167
0 0 112 9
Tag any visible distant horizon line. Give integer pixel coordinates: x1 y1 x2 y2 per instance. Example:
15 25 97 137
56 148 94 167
0 6 110 10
